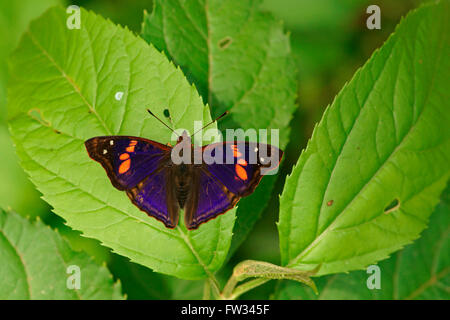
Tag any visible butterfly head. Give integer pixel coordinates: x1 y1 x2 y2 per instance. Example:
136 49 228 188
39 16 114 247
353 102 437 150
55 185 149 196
176 130 192 146
170 131 193 165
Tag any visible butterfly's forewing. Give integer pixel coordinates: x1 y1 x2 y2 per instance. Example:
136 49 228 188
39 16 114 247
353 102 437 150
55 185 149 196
85 136 170 190
184 142 283 229
85 136 178 228
202 142 283 196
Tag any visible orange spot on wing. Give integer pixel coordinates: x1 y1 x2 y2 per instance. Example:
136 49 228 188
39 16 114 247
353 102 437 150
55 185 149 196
232 144 242 157
119 159 131 174
126 146 135 152
120 153 130 160
235 164 248 180
237 158 247 166
130 140 138 146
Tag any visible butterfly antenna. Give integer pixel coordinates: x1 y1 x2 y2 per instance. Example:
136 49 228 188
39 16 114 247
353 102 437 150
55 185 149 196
192 111 229 137
147 109 178 135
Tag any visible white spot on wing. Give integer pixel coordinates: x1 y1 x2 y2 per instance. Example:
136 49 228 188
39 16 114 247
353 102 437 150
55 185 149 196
110 140 114 146
103 149 108 154
254 147 258 152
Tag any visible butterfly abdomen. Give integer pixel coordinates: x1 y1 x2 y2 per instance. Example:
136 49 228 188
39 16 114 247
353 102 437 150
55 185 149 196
174 163 193 208
177 185 189 207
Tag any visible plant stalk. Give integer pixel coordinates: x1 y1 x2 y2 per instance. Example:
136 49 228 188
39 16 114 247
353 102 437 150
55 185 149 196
229 278 270 300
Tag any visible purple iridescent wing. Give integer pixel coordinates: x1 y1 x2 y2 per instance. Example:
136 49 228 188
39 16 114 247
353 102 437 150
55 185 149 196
202 141 283 196
126 167 179 228
184 168 239 230
184 142 283 229
85 136 170 190
85 136 178 228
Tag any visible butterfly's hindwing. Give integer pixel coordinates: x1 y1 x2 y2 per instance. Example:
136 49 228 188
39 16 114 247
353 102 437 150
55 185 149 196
126 167 179 228
184 168 239 230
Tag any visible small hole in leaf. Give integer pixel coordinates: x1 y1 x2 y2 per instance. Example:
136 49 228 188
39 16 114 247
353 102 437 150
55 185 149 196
218 36 232 49
163 109 170 118
384 198 400 214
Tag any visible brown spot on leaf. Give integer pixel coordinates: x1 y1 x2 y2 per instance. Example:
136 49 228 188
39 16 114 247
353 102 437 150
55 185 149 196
218 36 232 49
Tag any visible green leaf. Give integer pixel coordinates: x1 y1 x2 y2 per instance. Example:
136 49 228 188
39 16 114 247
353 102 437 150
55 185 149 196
0 127 48 217
8 6 235 280
0 0 62 216
0 209 123 299
274 186 450 300
142 0 297 255
278 1 450 275
0 0 63 118
222 260 319 299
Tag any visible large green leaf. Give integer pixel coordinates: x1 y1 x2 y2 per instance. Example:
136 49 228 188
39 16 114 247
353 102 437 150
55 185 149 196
8 6 235 280
274 186 450 299
278 1 450 275
0 209 123 299
0 0 62 216
0 0 63 117
142 0 297 255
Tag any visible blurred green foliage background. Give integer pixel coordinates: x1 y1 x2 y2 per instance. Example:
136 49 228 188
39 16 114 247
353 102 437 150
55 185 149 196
0 0 424 299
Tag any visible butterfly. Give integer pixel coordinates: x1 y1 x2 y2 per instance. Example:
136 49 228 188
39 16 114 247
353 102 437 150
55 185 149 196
85 110 283 230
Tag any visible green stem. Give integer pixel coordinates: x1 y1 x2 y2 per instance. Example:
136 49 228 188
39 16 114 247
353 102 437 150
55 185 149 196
209 277 221 299
221 260 320 299
222 274 238 298
229 278 270 300
203 280 211 300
